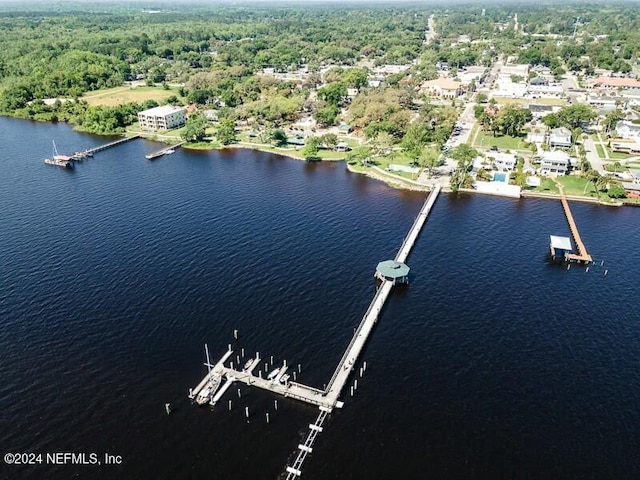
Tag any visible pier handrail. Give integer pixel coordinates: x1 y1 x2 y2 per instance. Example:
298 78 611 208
324 281 390 393
395 185 440 263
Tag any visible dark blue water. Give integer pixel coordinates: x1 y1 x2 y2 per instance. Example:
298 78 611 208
0 117 638 480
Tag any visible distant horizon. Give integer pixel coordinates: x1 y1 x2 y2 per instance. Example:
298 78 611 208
0 0 639 4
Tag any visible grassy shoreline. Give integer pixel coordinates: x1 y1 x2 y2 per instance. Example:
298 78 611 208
4 114 629 207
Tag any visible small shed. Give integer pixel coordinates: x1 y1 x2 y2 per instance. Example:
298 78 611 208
549 235 572 261
375 260 410 285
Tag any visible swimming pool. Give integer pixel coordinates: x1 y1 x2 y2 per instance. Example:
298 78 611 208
493 172 507 182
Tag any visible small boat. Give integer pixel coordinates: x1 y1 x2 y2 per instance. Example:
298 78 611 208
243 358 254 371
196 374 222 405
267 368 280 380
279 374 290 385
163 149 175 155
44 141 73 169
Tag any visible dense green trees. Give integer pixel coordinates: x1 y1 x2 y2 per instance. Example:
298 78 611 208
182 112 208 142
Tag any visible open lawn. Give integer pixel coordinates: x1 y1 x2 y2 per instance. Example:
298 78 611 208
473 130 529 151
492 96 566 106
556 175 598 197
527 177 559 194
83 85 180 106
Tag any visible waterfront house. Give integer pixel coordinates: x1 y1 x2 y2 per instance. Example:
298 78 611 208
489 152 517 171
539 150 571 176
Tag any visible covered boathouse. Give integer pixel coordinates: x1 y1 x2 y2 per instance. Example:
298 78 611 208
549 235 573 262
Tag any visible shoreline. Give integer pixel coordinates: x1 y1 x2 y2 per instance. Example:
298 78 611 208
132 133 631 207
4 115 630 207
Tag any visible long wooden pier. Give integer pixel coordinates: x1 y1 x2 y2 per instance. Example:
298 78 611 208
72 135 140 160
190 185 441 478
558 186 592 263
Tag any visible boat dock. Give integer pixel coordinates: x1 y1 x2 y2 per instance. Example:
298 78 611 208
71 135 140 160
190 185 441 478
558 187 592 263
145 141 185 160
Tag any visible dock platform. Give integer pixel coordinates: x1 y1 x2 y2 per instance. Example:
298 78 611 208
145 141 185 160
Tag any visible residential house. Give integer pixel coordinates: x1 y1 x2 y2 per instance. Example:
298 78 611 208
615 120 640 139
420 78 464 98
549 127 572 148
610 139 640 154
137 105 186 131
540 150 571 176
526 130 546 144
621 88 640 106
489 152 517 171
529 104 555 119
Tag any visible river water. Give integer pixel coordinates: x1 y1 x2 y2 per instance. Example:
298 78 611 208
0 117 638 479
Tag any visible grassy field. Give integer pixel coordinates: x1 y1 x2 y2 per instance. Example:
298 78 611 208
595 143 606 159
473 130 529 151
83 85 180 106
492 97 566 106
527 177 560 194
556 175 598 197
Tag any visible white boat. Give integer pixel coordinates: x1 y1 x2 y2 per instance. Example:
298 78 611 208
279 374 290 384
163 149 175 155
243 358 254 371
44 141 73 169
196 374 222 405
267 368 280 380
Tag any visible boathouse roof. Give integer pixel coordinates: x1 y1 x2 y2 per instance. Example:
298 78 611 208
549 235 572 251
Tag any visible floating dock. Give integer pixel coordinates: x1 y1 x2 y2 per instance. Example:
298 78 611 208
145 141 185 160
190 185 441 479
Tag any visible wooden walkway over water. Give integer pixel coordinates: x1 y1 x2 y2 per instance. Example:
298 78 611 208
145 141 185 160
558 185 592 263
72 135 140 160
190 185 441 478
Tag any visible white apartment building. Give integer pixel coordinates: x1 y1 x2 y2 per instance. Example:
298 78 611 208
138 105 186 131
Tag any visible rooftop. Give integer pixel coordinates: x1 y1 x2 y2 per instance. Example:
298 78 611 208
139 105 185 116
550 235 572 251
376 260 410 279
591 77 640 88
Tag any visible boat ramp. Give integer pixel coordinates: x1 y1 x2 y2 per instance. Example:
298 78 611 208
189 185 442 478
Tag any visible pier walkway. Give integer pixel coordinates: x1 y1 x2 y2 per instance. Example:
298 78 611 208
72 135 140 159
145 141 185 160
557 184 592 263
